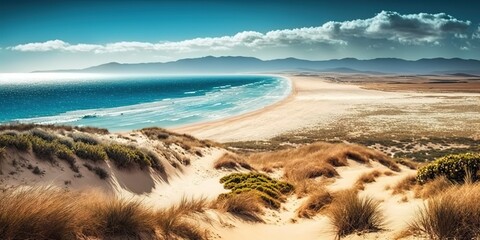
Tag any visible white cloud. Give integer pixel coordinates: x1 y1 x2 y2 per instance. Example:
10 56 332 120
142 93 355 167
473 26 480 39
8 11 473 54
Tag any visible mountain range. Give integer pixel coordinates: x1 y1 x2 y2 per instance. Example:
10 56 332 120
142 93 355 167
35 56 480 75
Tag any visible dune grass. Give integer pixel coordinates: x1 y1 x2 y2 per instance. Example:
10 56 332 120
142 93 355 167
391 175 417 195
0 123 109 134
354 170 382 190
0 186 208 239
328 190 384 238
408 183 480 239
213 191 264 222
214 152 253 170
141 127 218 150
246 142 399 184
297 188 333 218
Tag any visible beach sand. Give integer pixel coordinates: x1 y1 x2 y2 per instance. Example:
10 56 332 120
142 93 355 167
174 74 480 142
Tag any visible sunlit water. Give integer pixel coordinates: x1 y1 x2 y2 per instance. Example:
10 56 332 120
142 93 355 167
0 73 291 131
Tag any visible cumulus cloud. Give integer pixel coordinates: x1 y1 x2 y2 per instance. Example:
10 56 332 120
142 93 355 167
8 11 473 53
473 26 480 39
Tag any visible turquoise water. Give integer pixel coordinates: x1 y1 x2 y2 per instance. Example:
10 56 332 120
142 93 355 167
0 74 291 131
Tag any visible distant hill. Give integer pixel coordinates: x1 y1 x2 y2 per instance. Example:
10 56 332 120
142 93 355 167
34 56 480 75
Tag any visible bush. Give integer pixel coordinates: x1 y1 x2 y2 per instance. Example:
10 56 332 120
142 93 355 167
0 147 5 174
417 153 480 184
328 190 384 237
70 132 100 145
30 128 57 141
219 172 294 209
74 142 107 162
29 136 59 160
0 134 31 151
104 144 152 169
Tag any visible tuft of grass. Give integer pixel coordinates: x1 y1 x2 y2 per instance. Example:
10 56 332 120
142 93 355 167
297 188 333 218
328 190 384 238
409 183 480 239
90 198 157 238
0 123 109 134
391 175 417 195
157 197 208 240
74 142 107 162
355 170 382 190
0 186 87 239
214 191 264 222
414 176 452 199
0 186 208 239
219 172 294 209
214 153 253 170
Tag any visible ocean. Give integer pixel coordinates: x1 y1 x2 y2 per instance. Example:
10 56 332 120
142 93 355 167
0 73 291 131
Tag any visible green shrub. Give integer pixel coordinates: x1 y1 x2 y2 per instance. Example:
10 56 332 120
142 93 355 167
29 136 59 160
74 142 107 162
0 134 31 151
30 128 57 141
417 153 480 184
105 144 152 169
70 133 100 145
219 172 294 209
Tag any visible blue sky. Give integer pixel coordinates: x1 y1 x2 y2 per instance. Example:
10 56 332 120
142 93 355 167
1 0 480 72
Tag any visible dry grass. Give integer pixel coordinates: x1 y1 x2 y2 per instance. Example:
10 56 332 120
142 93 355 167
408 183 480 239
157 197 209 239
395 158 419 170
141 127 219 150
213 191 264 222
213 153 253 170
246 142 399 184
0 186 208 239
391 175 417 195
354 170 382 190
297 188 333 218
328 189 384 238
414 176 452 199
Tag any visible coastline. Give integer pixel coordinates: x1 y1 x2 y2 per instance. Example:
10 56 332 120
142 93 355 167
171 75 297 135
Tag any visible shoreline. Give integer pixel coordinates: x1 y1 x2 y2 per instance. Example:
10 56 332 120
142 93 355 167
171 75 297 134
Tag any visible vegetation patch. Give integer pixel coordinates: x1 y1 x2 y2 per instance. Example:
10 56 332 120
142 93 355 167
219 172 294 209
214 153 253 170
328 190 384 238
297 188 333 218
74 142 107 162
416 153 480 184
105 144 153 169
213 191 264 222
83 163 109 180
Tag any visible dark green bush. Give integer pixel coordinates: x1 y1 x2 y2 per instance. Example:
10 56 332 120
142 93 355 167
104 144 152 169
29 136 58 160
83 163 109 179
0 134 31 151
417 153 480 184
219 172 294 209
74 142 107 162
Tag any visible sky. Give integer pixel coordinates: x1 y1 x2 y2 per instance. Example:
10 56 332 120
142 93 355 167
1 0 480 72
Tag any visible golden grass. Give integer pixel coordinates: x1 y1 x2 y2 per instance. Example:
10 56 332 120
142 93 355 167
213 192 264 222
246 142 400 183
157 197 209 239
0 123 109 134
391 175 417 195
213 153 253 170
408 183 480 239
0 186 208 239
413 176 452 199
296 188 333 218
141 127 219 150
328 189 384 238
354 170 382 190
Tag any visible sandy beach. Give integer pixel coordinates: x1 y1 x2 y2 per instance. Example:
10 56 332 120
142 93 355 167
174 74 480 142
